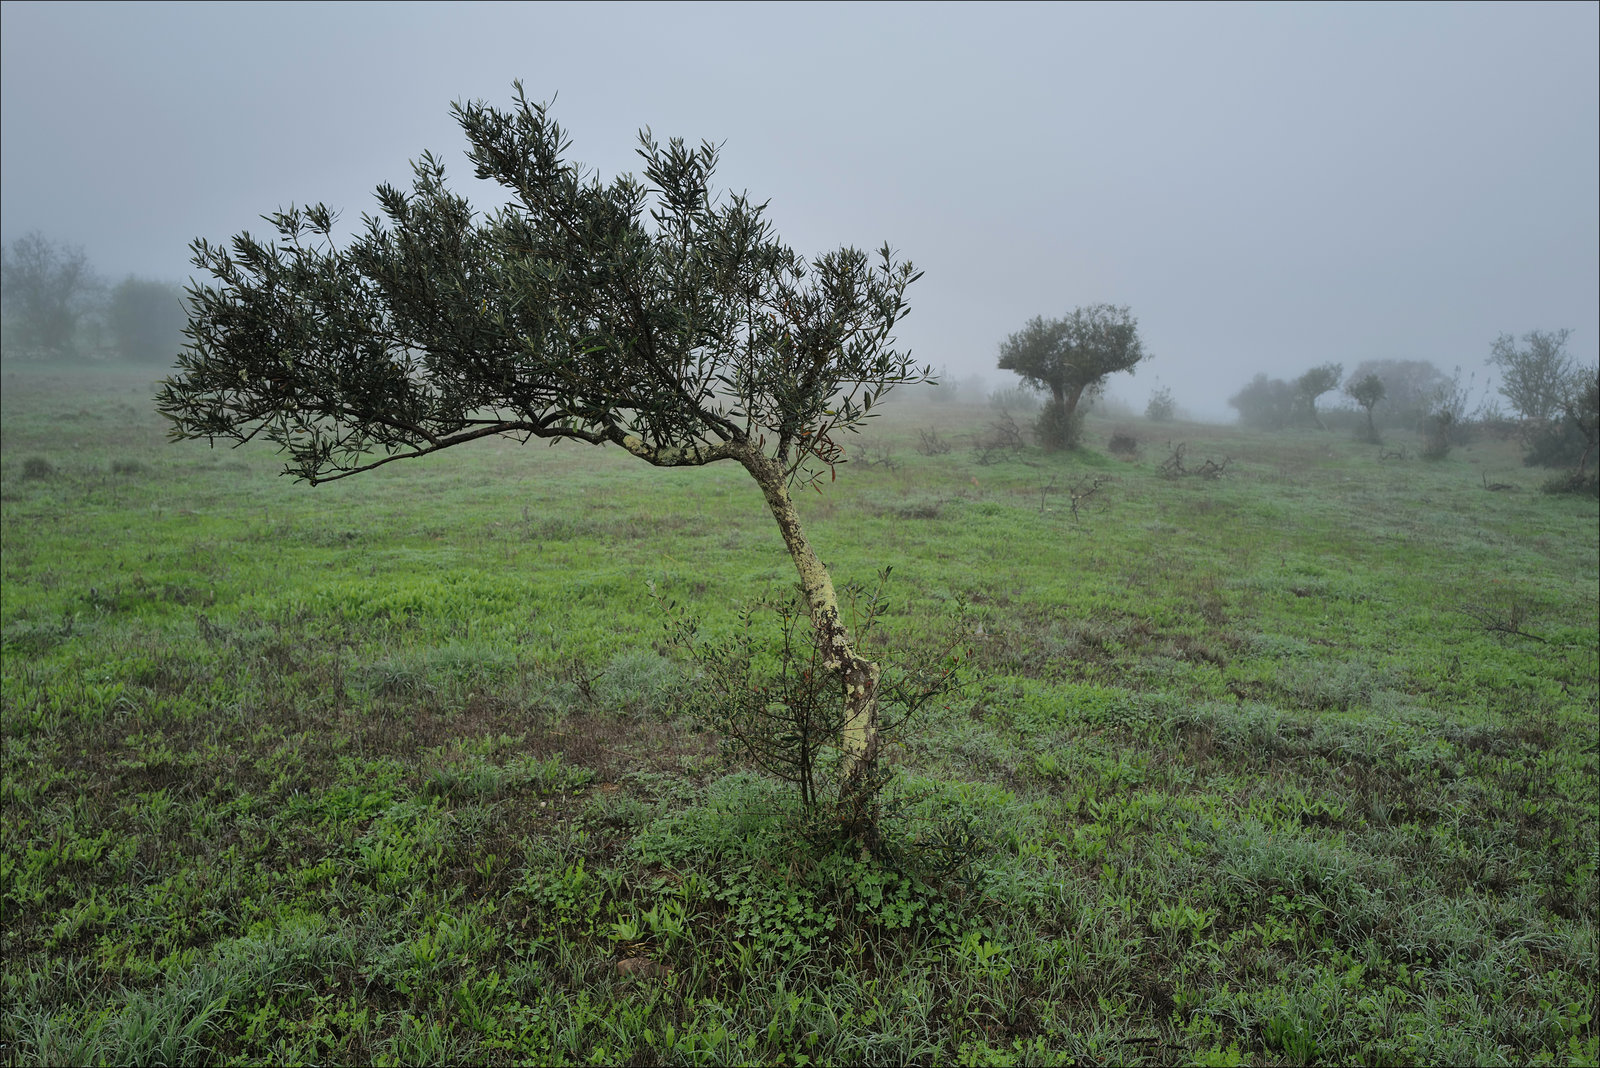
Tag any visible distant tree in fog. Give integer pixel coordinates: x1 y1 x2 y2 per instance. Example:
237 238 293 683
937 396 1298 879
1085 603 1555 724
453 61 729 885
1521 362 1600 475
1345 358 1449 430
997 303 1146 450
1145 385 1176 423
109 277 187 364
1562 365 1599 477
0 232 102 360
1227 373 1296 429
1294 362 1343 429
1345 373 1385 443
155 85 926 842
1489 329 1574 423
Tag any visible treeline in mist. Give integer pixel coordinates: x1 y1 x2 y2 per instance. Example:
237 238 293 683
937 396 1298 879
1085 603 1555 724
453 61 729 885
0 232 185 365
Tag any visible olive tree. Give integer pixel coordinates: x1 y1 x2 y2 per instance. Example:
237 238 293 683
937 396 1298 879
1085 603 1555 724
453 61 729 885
997 304 1146 449
155 86 926 837
1345 372 1385 443
1294 362 1343 429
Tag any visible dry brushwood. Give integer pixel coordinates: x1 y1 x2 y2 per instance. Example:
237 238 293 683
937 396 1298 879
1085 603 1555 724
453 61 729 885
1157 441 1230 480
1378 446 1409 462
972 409 1026 465
915 427 953 456
1458 601 1546 643
1038 472 1111 520
851 441 901 472
1481 472 1518 492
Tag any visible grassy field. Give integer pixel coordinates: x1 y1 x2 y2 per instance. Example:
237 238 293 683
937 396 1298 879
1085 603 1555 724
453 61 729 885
2 365 1596 1066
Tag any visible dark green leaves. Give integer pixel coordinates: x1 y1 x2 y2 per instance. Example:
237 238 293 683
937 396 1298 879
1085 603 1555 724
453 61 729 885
158 87 924 485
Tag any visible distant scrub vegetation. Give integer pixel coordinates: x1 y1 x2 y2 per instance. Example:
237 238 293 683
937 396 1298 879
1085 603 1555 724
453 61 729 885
1 232 186 365
1225 343 1598 493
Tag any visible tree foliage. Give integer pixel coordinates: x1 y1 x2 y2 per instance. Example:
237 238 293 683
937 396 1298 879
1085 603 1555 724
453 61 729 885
1227 373 1296 430
1294 362 1343 429
155 85 927 839
996 304 1145 449
1343 359 1450 430
1523 363 1600 475
1562 365 1600 476
1345 372 1385 443
160 88 921 487
1144 385 1176 423
1489 329 1574 423
1 232 102 360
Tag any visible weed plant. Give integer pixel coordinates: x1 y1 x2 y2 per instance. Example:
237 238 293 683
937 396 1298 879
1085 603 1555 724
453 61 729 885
1 368 1596 1065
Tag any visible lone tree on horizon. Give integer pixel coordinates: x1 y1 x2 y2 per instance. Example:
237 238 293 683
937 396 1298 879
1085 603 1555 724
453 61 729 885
997 303 1146 449
156 85 926 838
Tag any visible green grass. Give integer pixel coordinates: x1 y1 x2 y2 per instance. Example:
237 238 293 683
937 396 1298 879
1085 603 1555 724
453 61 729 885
2 366 1596 1066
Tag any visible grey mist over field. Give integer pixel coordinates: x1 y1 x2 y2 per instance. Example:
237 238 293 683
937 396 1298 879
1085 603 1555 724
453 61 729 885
2 0 1596 418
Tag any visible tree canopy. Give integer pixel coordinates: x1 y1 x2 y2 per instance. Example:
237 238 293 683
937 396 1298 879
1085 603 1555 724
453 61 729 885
1 232 102 360
996 303 1145 448
160 87 922 488
1227 373 1296 430
1345 372 1385 442
156 84 928 834
1489 329 1574 423
1294 362 1343 429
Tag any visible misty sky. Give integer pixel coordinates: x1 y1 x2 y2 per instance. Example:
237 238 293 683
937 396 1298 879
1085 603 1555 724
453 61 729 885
2 1 1595 418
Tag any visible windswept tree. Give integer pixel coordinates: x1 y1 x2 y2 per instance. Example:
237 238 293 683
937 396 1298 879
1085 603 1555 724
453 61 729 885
1294 362 1343 429
1489 329 1574 423
0 232 102 359
155 86 926 838
1345 372 1385 443
997 303 1146 449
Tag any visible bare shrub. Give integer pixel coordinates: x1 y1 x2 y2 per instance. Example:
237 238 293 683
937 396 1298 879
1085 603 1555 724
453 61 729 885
1039 472 1111 520
1458 600 1546 643
915 428 952 456
972 409 1026 465
1157 441 1230 480
850 441 900 472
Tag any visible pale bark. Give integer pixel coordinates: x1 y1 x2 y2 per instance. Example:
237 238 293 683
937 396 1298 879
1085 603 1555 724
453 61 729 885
734 444 881 790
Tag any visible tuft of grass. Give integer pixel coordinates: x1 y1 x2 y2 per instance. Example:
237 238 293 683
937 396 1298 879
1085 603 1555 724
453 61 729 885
20 455 54 479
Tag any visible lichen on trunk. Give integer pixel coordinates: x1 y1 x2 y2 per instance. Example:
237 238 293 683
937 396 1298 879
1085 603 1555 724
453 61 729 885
736 445 881 804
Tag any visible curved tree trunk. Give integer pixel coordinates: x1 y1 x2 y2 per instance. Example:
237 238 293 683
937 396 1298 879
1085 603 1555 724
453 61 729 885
735 444 881 837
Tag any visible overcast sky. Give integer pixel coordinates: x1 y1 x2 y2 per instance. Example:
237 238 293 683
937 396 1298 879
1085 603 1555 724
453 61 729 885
2 1 1595 418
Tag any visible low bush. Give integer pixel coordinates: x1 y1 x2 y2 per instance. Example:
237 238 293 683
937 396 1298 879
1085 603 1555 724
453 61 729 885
1107 430 1139 457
